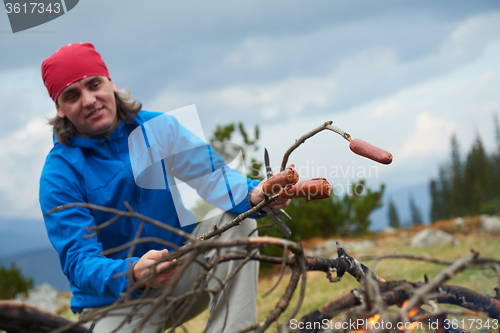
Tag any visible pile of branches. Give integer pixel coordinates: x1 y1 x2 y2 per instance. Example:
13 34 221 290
1 122 499 333
2 230 499 333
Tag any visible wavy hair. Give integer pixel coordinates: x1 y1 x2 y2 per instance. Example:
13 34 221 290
49 89 142 146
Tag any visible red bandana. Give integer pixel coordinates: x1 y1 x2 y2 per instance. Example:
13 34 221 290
41 43 110 102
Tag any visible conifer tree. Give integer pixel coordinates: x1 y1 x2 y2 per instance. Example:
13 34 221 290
429 180 441 223
438 166 452 219
493 113 500 198
450 133 465 217
430 119 500 219
387 199 401 229
463 134 490 214
409 194 423 225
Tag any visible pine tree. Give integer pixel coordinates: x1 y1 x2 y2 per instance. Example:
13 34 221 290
430 120 500 219
463 134 491 214
429 180 441 223
438 166 452 219
409 194 423 225
450 133 464 217
387 199 401 229
493 113 500 198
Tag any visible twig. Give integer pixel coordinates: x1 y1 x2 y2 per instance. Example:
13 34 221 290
255 261 302 333
284 250 308 329
398 251 479 321
263 244 289 298
198 193 280 240
280 121 351 171
46 202 196 241
361 254 454 268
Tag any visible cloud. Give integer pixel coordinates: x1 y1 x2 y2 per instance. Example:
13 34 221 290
0 113 54 218
0 68 53 134
398 113 455 159
149 74 337 124
2 2 500 219
371 100 400 118
437 11 500 68
471 70 497 96
146 10 500 128
0 67 55 218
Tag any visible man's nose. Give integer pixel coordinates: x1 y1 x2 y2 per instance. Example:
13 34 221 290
81 89 96 107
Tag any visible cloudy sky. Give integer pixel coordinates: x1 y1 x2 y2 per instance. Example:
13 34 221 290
1 0 500 224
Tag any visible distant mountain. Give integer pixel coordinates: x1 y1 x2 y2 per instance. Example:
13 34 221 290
0 246 70 291
370 181 431 230
0 218 52 257
0 218 69 291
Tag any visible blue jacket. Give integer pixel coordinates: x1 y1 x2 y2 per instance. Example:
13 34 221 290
39 111 260 313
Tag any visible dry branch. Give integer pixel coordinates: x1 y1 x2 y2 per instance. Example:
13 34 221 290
0 301 91 333
280 121 351 172
293 280 500 333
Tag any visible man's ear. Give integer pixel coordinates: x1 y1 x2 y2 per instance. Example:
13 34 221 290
56 102 66 119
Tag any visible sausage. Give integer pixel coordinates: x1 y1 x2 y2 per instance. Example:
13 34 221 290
261 164 299 195
349 139 393 165
278 178 331 202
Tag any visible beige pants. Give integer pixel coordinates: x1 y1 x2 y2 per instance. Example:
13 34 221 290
81 209 259 333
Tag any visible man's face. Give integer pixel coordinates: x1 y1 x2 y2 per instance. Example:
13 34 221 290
56 76 118 136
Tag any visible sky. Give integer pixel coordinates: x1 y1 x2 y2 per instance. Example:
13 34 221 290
1 0 500 225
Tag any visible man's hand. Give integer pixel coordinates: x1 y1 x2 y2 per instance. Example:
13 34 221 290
133 249 179 289
250 181 291 210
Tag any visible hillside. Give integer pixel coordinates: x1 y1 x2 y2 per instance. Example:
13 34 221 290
0 246 69 291
0 218 51 256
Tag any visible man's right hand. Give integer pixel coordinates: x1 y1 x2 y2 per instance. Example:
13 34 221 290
133 249 179 289
250 181 291 210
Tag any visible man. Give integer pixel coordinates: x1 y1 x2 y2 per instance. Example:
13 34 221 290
39 42 289 332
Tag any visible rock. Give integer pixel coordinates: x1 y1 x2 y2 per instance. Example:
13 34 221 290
454 217 465 227
381 227 396 234
323 240 338 254
305 239 375 257
344 240 375 252
14 283 70 314
305 240 338 257
448 217 465 232
410 229 458 248
305 244 324 257
480 215 500 231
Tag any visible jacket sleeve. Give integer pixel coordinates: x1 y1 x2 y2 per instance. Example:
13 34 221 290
39 150 140 299
139 114 261 218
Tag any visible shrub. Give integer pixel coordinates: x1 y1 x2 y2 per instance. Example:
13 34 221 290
0 262 34 299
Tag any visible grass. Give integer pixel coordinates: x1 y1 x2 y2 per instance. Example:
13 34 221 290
182 224 500 332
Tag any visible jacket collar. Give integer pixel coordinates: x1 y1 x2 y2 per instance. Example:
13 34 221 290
53 117 141 148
